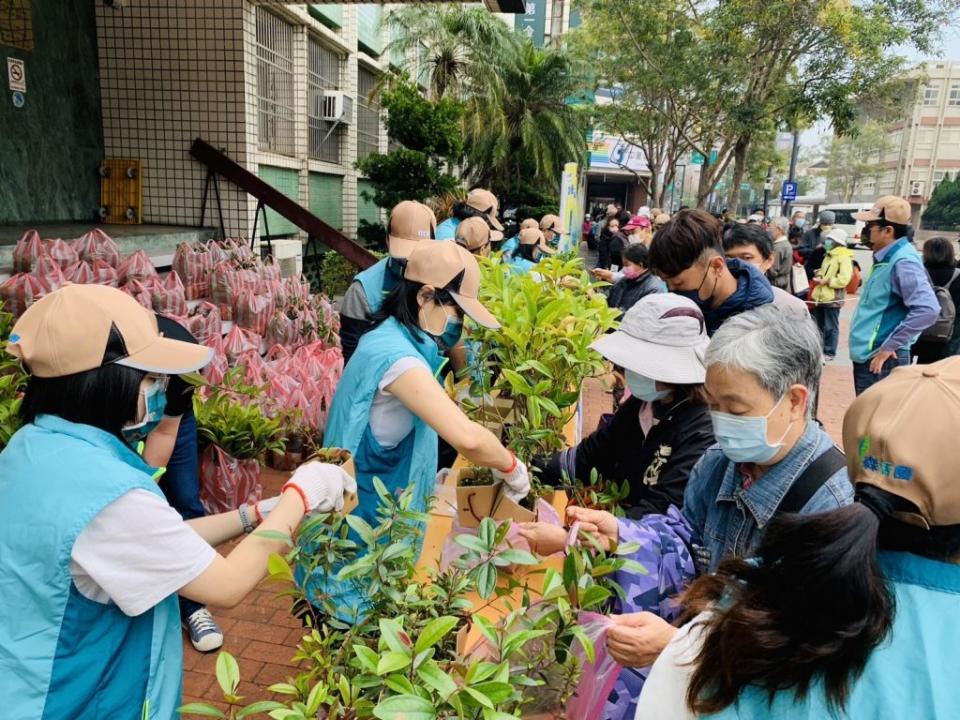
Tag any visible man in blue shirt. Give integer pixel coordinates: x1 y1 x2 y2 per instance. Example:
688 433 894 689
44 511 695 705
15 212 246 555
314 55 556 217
849 196 939 395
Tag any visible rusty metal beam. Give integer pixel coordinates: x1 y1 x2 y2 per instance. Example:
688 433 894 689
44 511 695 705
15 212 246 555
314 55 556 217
190 137 377 270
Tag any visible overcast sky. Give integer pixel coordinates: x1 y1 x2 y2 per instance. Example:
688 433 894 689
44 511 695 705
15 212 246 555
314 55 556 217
800 28 960 151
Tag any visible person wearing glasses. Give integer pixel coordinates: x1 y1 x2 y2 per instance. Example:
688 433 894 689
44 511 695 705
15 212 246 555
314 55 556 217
849 196 939 395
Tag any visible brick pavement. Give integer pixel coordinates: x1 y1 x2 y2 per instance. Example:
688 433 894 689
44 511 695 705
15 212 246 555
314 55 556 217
182 303 860 710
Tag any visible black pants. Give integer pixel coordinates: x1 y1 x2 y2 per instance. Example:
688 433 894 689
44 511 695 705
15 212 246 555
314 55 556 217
596 238 611 270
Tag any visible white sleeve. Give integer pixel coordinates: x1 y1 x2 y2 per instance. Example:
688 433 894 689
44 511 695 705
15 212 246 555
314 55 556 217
634 611 711 720
378 356 430 393
71 489 217 617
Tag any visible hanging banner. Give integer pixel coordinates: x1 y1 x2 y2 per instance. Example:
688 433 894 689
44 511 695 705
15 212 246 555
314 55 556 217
514 0 546 47
587 133 650 174
559 162 581 253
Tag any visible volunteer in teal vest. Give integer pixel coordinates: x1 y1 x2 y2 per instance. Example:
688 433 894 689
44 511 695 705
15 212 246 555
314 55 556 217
502 218 538 259
0 284 354 720
539 213 567 251
317 241 531 622
510 226 557 274
848 196 939 396
436 187 505 240
454 215 493 257
339 200 438 363
637 358 960 720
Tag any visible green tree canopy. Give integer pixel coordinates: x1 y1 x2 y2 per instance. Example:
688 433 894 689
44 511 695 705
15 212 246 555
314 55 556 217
923 174 960 231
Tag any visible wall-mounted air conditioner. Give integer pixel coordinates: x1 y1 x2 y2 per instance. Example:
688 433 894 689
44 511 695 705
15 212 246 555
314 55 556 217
322 91 353 124
909 180 925 196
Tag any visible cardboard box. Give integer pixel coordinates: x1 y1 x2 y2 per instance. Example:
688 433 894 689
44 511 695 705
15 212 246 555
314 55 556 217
453 467 501 528
340 456 358 516
491 490 536 523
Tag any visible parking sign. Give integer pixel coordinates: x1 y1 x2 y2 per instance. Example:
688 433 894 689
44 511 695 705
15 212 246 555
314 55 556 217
781 182 798 201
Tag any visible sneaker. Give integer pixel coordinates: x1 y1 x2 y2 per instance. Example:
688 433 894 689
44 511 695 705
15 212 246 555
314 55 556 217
824 354 836 362
184 607 224 652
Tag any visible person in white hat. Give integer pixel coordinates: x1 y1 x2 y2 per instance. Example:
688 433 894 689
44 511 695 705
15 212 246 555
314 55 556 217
319 242 529 622
810 227 855 360
0 284 355 719
519 293 714 538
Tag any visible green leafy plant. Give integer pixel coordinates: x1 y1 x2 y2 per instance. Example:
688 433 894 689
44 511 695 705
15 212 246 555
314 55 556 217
464 254 620 460
179 484 637 719
0 307 27 450
192 369 285 461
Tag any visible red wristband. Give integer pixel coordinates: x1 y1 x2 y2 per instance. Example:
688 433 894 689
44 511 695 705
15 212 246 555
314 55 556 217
281 482 309 515
500 452 517 474
254 501 264 524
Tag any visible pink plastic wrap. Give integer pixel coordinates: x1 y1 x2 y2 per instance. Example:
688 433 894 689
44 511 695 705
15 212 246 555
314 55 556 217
123 279 154 309
265 309 301 348
118 250 158 286
73 229 121 268
210 262 259 321
91 258 119 287
186 301 222 347
0 273 46 317
173 242 214 300
222 324 261 365
199 444 262 514
151 272 188 317
203 346 229 386
566 612 621 720
235 288 275 338
70 261 95 285
13 230 43 273
32 253 66 293
46 239 78 271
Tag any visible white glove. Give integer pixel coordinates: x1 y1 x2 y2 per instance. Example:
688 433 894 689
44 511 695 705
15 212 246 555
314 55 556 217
281 462 358 514
492 453 530 502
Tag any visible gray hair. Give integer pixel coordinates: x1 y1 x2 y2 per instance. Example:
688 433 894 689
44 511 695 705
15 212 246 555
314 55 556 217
770 216 789 233
706 305 822 409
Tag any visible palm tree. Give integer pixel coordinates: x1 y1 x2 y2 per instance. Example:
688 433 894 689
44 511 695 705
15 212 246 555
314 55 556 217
463 40 588 197
383 6 518 102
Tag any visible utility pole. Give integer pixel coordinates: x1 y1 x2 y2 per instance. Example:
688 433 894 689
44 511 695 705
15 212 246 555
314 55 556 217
783 130 800 217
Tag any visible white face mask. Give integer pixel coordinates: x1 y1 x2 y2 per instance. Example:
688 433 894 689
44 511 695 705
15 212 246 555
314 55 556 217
625 370 670 403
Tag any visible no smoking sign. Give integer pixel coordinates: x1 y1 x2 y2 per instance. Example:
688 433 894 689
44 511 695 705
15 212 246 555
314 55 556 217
7 58 26 93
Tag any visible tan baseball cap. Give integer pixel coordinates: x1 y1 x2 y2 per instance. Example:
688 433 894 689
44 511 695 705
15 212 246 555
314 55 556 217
540 214 566 235
388 201 437 259
843 357 960 527
854 196 911 225
404 242 499 329
518 227 556 255
454 216 492 253
465 188 503 231
520 218 539 230
8 283 213 378
653 212 671 227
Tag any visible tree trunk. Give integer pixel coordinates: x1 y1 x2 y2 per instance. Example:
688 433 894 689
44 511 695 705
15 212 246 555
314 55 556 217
725 137 750 215
696 161 714 209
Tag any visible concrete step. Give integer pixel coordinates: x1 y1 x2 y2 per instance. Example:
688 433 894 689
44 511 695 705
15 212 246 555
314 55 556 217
0 223 217 276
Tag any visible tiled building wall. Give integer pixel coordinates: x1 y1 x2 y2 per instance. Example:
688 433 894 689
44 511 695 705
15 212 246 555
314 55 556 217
95 0 254 236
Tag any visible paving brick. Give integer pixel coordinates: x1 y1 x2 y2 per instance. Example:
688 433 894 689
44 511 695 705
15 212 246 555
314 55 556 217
231 618 293 645
181 669 213 699
256 661 300 687
243 639 300 666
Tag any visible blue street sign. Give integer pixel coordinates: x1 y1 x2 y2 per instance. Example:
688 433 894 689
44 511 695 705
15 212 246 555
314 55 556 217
11 91 24 108
781 181 798 201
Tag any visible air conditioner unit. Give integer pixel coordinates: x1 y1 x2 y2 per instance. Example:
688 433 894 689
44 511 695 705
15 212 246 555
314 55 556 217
322 91 353 124
909 180 925 196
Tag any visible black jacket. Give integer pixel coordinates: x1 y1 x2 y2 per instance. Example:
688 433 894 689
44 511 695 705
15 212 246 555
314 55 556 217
607 271 662 314
538 396 715 518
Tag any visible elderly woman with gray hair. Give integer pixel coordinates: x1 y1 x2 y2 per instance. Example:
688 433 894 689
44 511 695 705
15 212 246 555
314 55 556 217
565 305 854 720
768 216 794 291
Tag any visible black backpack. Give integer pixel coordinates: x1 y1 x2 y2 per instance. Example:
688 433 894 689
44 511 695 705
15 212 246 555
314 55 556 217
920 270 960 343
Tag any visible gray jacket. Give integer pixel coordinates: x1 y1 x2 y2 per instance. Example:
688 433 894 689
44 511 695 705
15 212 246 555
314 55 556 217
770 237 793 290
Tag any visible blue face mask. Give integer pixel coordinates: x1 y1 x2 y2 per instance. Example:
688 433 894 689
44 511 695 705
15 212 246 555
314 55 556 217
625 370 670 403
122 377 168 445
709 395 794 464
795 218 806 228
436 315 463 351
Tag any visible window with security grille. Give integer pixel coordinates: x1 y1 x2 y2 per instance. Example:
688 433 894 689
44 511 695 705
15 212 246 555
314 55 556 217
256 8 295 155
923 84 940 107
308 37 343 164
949 83 960 107
357 66 382 161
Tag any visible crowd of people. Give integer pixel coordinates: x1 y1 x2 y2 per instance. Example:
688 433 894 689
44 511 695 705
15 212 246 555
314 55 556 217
2 186 959 718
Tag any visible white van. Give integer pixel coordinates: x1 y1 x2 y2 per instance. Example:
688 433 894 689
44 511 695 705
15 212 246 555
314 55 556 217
820 203 875 247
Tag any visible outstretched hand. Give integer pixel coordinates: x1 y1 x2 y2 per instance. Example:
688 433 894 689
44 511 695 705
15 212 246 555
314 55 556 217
606 612 677 668
565 506 619 550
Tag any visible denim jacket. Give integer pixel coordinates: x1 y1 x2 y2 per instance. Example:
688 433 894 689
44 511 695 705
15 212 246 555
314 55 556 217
681 422 853 574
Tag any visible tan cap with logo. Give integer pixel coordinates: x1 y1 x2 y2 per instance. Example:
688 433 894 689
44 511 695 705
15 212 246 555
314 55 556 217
465 188 503 231
843 357 960 527
540 214 566 235
388 201 437 259
8 283 213 378
454 216 492 253
404 241 500 329
520 218 539 230
854 196 911 226
518 227 557 255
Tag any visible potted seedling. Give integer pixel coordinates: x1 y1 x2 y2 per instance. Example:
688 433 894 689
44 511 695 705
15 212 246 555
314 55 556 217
453 465 502 528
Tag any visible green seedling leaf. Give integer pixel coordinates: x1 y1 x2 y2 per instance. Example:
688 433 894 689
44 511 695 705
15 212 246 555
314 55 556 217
177 704 225 718
215 652 240 696
377 651 412 675
236 701 287 719
417 659 458 701
414 615 460 654
372 694 437 720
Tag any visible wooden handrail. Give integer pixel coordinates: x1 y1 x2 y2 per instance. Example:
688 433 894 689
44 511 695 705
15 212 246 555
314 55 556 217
190 138 377 270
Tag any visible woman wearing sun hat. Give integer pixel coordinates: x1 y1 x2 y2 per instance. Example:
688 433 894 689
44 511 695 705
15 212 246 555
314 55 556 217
0 284 355 719
316 241 530 622
510 226 556 274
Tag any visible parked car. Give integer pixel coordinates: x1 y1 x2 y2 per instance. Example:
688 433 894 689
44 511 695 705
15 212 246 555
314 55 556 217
820 203 875 248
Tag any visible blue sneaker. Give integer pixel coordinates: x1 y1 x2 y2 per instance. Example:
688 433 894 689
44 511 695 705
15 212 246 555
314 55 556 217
184 607 224 653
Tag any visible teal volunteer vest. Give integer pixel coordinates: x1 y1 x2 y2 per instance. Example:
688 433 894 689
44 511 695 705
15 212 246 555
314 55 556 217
0 414 182 720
